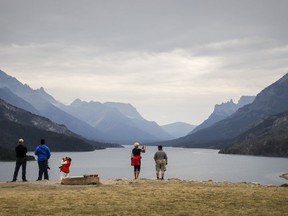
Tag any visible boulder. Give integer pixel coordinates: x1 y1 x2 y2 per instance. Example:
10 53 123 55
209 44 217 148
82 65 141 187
61 174 100 185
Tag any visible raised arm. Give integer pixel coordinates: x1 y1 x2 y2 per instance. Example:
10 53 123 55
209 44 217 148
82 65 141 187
141 145 146 153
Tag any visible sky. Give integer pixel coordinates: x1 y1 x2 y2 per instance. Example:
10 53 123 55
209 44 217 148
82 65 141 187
0 0 288 126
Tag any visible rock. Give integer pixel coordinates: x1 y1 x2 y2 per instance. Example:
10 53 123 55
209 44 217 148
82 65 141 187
61 175 100 185
280 173 288 180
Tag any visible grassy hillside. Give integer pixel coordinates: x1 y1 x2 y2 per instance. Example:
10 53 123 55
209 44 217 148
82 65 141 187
0 179 287 215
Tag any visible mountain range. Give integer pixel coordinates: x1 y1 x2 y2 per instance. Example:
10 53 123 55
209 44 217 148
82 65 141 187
57 99 174 143
0 98 108 160
0 70 175 144
159 73 288 157
219 111 288 157
191 96 255 134
161 122 196 138
0 93 123 158
1 69 287 158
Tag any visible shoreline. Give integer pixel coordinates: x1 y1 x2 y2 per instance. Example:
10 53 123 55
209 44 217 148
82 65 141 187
280 173 288 180
1 176 287 188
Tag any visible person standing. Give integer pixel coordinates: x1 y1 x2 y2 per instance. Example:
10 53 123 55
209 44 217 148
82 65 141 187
131 142 146 180
35 139 51 181
11 138 28 182
154 145 168 180
60 157 72 180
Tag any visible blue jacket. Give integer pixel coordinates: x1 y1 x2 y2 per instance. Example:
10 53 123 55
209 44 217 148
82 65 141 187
35 145 51 161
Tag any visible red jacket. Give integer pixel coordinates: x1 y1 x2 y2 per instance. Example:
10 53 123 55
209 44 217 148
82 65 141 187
131 155 141 166
62 160 71 173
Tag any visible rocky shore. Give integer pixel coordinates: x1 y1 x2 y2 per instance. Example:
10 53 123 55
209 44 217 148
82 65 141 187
280 173 288 180
1 177 287 188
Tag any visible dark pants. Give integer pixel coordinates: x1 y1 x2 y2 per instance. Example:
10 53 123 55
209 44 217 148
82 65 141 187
134 165 141 172
13 158 27 181
37 160 49 180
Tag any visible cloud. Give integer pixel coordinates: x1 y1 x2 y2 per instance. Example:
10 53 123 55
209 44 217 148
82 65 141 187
1 0 288 125
1 38 287 109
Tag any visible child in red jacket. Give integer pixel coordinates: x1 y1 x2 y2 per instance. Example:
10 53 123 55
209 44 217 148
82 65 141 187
60 157 72 180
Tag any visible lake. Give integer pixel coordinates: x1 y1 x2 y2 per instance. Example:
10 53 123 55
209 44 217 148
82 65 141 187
1 146 287 185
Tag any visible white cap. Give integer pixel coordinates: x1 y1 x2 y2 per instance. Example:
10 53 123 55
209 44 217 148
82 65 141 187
134 142 139 147
18 138 24 143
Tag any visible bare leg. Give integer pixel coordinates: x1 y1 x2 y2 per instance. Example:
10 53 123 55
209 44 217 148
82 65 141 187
136 171 140 179
156 171 160 179
161 172 165 179
161 168 165 179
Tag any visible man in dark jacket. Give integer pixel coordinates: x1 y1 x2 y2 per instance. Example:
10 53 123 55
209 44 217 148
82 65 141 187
35 139 51 181
12 138 28 182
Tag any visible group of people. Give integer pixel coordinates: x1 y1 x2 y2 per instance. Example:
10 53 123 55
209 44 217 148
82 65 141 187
131 142 168 180
11 138 167 182
11 138 71 182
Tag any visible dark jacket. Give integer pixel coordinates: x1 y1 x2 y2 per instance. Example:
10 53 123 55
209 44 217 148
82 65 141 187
15 145 27 158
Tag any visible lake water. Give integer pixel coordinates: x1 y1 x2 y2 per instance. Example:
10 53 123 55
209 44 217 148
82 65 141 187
1 146 287 185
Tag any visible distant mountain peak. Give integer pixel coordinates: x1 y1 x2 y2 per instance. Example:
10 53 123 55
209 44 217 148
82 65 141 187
33 86 57 104
191 95 255 134
161 122 196 138
214 99 236 114
165 72 288 157
70 98 83 106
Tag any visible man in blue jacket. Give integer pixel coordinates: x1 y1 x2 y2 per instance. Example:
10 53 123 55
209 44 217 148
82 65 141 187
35 139 51 181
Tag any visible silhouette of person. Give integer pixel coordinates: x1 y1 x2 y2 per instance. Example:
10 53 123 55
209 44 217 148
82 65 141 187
12 138 28 182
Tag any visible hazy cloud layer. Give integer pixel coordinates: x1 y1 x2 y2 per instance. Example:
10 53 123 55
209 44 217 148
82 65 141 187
1 0 287 125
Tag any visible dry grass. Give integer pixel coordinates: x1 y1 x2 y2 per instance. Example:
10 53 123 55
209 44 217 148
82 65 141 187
0 179 287 216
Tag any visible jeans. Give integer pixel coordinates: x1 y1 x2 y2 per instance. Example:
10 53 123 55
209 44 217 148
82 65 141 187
37 160 49 180
13 157 27 181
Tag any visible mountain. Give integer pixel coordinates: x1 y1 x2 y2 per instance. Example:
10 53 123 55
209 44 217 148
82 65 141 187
161 122 196 138
219 111 288 157
0 70 106 141
0 70 174 143
0 87 40 115
191 96 255 134
0 98 96 153
104 102 145 121
59 99 174 143
162 73 288 152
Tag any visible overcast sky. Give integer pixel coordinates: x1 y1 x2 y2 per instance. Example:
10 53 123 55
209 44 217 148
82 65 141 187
0 0 287 125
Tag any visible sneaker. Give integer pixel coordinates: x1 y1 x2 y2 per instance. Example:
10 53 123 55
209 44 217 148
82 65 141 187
23 180 28 182
10 180 16 182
